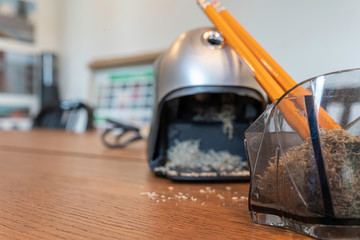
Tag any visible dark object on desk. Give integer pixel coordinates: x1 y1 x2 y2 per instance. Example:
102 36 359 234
147 27 267 181
101 119 142 148
40 53 60 108
33 100 93 133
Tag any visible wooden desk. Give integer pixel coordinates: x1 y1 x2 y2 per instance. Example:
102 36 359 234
0 129 145 160
0 130 310 239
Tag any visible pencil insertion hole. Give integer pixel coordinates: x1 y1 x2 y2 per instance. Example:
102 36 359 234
202 31 225 49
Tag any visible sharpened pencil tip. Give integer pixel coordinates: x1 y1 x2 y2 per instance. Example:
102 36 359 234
211 0 226 11
197 0 210 9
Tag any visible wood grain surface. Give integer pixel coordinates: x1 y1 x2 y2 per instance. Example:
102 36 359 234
0 129 146 160
0 130 311 239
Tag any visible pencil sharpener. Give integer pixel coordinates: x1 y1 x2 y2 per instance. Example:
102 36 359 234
147 27 267 181
245 69 360 239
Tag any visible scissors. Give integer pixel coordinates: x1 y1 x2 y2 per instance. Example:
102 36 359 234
101 119 144 148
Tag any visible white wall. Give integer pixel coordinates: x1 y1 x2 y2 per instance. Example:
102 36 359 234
58 0 360 101
58 0 212 101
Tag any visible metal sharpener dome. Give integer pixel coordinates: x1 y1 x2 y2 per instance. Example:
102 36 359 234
154 27 266 104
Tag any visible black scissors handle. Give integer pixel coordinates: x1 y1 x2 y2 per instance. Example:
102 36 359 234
105 119 139 131
101 119 142 148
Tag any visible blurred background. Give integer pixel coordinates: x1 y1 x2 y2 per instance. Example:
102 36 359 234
0 0 359 131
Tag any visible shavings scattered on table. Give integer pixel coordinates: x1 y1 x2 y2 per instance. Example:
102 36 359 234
139 186 248 207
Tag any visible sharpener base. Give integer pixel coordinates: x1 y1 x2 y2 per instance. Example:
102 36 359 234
251 211 360 239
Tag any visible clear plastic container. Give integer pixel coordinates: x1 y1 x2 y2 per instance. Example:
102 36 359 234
245 69 360 239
